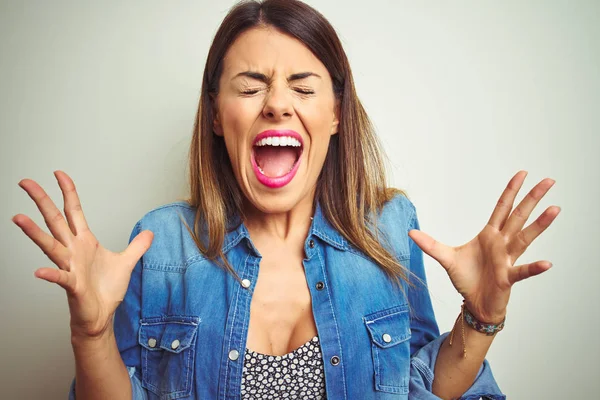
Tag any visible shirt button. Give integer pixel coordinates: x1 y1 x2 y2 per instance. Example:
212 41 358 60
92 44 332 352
309 239 315 248
382 333 392 343
171 339 180 350
315 281 325 291
148 338 157 348
229 349 240 361
241 279 251 289
330 355 340 366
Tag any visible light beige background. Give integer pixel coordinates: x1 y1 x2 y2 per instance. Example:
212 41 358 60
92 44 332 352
1 1 598 399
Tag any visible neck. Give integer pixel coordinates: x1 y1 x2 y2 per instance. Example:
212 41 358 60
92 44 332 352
241 192 316 247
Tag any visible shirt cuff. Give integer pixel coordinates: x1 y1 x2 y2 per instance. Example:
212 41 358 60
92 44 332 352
409 332 506 400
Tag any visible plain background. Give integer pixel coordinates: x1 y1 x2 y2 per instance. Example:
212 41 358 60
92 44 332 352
1 0 598 398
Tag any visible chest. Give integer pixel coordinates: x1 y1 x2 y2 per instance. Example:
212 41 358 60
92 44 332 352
245 251 319 355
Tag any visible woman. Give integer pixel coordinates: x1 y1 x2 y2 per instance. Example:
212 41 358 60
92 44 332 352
12 0 559 399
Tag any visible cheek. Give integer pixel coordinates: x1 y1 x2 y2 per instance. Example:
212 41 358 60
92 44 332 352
295 100 336 148
220 101 251 136
220 97 263 134
218 99 261 167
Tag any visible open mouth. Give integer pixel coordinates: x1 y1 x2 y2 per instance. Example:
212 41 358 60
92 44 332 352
250 130 304 189
252 134 303 178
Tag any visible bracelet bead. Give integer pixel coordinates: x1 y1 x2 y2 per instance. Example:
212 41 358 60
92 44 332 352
449 300 506 358
463 305 506 336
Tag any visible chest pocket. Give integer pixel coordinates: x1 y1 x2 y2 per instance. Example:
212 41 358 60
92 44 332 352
364 304 412 394
139 316 199 399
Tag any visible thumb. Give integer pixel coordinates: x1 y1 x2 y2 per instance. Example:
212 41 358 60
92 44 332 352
123 230 154 268
408 229 454 270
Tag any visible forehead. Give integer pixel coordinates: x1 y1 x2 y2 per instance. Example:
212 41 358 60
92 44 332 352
222 26 328 78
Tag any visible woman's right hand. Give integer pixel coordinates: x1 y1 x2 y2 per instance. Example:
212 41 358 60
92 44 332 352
12 171 153 340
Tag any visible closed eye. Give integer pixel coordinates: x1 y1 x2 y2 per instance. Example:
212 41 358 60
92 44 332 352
240 88 261 95
240 87 315 96
294 88 315 95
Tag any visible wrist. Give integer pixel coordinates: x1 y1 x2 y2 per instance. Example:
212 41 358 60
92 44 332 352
71 326 115 350
449 301 505 357
463 300 506 325
470 311 506 326
462 302 506 336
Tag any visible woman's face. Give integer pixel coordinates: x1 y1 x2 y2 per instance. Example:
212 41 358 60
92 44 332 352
213 26 339 215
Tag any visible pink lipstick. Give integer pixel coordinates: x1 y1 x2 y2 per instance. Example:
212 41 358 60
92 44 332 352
251 129 303 189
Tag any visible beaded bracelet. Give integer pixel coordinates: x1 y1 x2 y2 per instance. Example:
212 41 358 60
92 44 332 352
449 300 506 358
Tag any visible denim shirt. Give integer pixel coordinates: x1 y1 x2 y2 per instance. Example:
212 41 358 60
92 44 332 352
69 194 505 399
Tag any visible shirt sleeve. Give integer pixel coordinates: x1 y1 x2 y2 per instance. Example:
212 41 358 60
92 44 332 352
68 221 149 400
405 203 506 400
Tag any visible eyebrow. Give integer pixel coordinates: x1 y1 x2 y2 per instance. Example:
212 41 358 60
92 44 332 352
233 71 321 83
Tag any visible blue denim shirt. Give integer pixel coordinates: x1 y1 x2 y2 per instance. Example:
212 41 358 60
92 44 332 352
69 194 505 399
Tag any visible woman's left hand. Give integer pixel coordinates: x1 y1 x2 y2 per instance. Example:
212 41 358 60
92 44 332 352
408 170 561 324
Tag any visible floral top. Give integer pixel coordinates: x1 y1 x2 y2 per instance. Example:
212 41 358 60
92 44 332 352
241 335 326 399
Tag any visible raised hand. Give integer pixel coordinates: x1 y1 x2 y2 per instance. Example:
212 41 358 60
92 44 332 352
408 171 560 323
12 171 154 339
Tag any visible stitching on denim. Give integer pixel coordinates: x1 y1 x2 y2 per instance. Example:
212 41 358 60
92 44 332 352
411 356 434 385
316 248 347 399
312 226 346 250
142 345 149 392
222 251 250 397
140 318 200 326
139 320 198 398
376 383 406 394
364 304 409 323
184 253 208 265
363 304 411 393
222 230 245 254
140 201 245 267
235 251 255 397
143 257 214 273
142 263 187 273
182 329 196 395
142 347 161 395
372 341 381 389
365 310 406 324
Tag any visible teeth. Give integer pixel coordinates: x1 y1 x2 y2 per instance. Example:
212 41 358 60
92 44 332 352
255 136 301 147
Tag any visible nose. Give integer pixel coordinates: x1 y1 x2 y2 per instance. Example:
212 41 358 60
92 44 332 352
262 85 293 121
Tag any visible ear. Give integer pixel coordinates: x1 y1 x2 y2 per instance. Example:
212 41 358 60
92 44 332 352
330 100 340 136
209 93 223 137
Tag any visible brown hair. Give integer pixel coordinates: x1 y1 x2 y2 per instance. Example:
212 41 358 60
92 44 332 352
182 0 416 289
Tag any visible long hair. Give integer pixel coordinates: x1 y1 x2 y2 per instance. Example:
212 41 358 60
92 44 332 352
182 0 416 289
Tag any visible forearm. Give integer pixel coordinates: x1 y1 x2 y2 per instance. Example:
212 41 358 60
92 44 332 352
431 325 496 399
72 328 132 400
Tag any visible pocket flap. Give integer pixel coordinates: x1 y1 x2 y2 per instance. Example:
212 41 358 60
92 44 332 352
364 304 411 348
139 316 199 354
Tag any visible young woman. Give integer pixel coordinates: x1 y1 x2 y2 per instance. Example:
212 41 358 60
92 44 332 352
13 1 559 399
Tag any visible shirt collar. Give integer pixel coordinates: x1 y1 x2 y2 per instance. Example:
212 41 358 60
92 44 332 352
221 200 348 254
308 201 348 251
